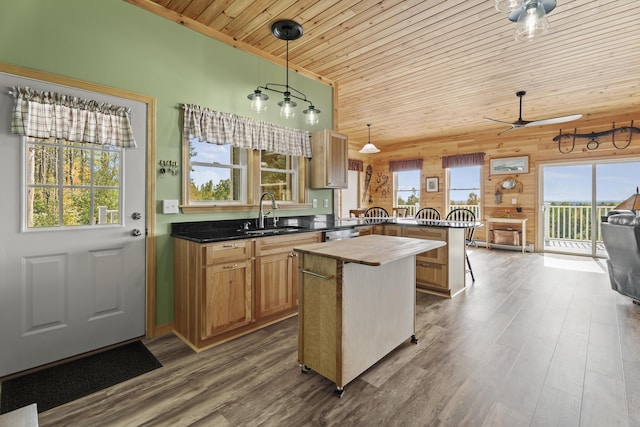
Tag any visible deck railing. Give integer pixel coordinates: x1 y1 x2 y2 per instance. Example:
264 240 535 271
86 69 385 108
543 203 615 243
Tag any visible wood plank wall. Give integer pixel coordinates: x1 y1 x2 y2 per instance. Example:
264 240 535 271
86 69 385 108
347 109 640 252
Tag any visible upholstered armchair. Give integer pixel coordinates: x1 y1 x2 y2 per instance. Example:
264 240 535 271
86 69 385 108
601 213 640 305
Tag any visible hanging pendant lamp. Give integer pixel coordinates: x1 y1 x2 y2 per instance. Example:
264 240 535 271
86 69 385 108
247 20 321 125
508 0 555 41
359 124 380 154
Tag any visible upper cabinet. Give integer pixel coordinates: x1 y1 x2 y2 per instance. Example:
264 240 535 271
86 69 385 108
310 130 348 189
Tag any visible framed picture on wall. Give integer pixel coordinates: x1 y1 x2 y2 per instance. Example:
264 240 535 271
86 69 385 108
426 177 438 192
489 156 529 175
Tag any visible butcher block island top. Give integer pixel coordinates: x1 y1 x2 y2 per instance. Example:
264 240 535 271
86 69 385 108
294 234 446 396
293 234 445 266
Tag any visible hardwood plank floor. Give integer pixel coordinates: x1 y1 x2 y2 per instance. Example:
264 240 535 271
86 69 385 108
35 248 640 426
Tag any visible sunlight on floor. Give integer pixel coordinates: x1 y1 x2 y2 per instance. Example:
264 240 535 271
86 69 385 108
542 253 608 274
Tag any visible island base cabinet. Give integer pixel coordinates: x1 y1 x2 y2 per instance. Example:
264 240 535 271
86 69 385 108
298 253 416 391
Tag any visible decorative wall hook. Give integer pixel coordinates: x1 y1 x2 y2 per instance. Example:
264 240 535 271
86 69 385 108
553 121 640 154
158 160 178 176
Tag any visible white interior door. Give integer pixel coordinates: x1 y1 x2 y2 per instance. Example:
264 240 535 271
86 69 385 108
0 72 147 377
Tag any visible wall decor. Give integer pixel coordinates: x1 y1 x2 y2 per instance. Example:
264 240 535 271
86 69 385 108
489 156 529 175
426 177 439 192
552 122 640 154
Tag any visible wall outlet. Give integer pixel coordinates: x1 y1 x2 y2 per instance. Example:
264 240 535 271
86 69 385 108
323 199 329 208
162 199 179 214
511 198 518 205
312 199 317 208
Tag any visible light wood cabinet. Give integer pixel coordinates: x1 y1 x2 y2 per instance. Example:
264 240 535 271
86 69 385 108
174 231 321 351
403 226 466 298
310 129 348 188
254 232 320 320
174 239 252 350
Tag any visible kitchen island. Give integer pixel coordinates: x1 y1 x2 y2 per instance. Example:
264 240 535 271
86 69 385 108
294 234 446 396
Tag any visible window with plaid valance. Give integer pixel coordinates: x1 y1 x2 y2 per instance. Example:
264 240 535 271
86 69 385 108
10 86 136 148
183 104 311 158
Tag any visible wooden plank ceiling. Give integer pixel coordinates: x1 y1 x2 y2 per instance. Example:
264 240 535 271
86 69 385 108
127 0 640 149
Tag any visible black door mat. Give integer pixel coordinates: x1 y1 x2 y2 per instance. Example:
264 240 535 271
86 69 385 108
1 341 162 414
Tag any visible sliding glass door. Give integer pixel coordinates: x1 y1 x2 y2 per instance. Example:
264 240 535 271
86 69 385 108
540 159 640 257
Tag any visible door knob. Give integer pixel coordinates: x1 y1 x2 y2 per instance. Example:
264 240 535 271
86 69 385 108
131 212 142 220
131 229 142 237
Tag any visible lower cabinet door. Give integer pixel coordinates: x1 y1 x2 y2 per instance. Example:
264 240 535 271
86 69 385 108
416 260 448 290
254 252 295 319
202 260 252 339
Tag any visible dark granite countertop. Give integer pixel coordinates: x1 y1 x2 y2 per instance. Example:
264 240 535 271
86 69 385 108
171 214 481 244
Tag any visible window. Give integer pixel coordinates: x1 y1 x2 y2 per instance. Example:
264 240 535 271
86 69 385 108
183 138 307 211
447 165 481 218
395 170 421 216
188 139 247 203
24 137 122 229
260 151 298 201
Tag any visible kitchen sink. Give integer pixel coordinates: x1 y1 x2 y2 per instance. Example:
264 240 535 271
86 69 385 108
239 226 307 236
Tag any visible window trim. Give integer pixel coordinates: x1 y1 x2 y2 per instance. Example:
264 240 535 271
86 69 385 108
181 139 309 214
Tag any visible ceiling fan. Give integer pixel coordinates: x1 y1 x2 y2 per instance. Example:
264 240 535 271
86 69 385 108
484 91 582 133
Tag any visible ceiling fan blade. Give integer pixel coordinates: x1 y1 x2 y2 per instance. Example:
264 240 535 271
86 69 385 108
524 114 583 127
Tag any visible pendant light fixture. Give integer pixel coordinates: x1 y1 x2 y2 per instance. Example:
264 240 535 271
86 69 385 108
508 0 555 41
359 124 380 154
247 20 321 125
494 0 521 13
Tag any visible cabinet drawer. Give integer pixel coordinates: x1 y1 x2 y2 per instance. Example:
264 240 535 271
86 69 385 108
254 232 320 256
416 245 446 264
404 226 447 241
204 240 251 265
416 261 448 290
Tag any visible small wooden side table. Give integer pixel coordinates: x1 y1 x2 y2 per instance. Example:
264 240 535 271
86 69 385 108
485 217 528 253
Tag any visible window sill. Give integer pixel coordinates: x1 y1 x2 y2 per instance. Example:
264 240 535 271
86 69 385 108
180 202 312 214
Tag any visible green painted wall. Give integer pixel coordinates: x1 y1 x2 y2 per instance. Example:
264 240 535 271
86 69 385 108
0 0 334 325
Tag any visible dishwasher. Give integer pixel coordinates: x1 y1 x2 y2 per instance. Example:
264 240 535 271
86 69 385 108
323 228 360 242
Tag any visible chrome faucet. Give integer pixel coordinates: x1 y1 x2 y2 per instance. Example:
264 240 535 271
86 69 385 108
258 192 277 228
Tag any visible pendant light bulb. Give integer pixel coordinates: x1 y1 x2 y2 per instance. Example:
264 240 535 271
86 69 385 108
303 105 320 125
514 0 549 41
248 89 268 113
359 123 380 154
278 96 296 119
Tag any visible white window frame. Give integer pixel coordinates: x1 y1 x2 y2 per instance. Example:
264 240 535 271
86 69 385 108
446 165 482 219
187 140 248 205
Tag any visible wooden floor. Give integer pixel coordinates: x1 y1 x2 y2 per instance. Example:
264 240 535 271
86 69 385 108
35 248 640 427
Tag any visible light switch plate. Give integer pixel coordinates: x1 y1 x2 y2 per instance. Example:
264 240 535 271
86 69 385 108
162 199 179 214
312 199 317 208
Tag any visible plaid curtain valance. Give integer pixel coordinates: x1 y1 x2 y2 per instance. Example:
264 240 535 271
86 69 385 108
10 86 136 148
183 104 311 158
